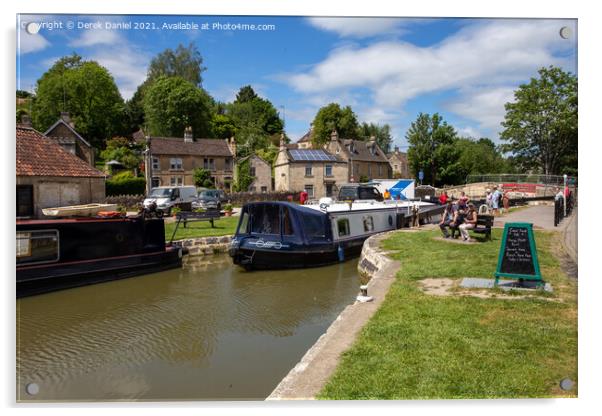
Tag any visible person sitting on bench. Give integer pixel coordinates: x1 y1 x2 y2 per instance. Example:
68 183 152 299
459 203 478 242
439 201 455 238
449 202 465 239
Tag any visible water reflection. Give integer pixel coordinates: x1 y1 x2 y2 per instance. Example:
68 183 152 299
17 255 359 401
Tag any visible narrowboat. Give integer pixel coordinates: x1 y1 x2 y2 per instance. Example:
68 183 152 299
16 215 185 297
228 200 443 270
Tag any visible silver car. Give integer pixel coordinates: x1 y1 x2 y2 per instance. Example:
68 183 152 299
193 190 221 210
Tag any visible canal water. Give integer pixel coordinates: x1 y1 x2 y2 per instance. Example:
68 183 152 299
16 255 360 401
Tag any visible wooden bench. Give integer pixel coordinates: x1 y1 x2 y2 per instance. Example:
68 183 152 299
470 214 494 240
176 210 221 228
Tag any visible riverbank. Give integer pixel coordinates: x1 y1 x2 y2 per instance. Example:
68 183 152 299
318 227 577 399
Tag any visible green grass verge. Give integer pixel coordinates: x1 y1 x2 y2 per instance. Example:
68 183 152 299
164 216 239 240
318 228 577 399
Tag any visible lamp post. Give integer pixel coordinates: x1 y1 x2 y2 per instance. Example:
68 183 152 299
145 135 152 196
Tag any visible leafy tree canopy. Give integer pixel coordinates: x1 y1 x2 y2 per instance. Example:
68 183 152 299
147 43 206 87
311 103 360 146
143 76 213 138
32 53 126 149
358 122 393 154
100 136 144 171
500 66 577 175
193 167 215 188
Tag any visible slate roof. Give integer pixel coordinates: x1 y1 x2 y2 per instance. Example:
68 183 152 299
341 139 389 163
44 118 92 147
16 126 105 178
149 137 233 157
297 130 312 143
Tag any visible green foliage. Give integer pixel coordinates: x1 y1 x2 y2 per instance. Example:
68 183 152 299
226 86 283 156
211 113 237 139
106 171 146 196
312 103 360 146
358 122 393 153
32 54 126 149
100 136 144 170
223 203 233 212
192 167 214 188
17 90 32 98
500 66 577 175
143 76 213 138
124 80 150 134
16 108 29 123
406 113 457 186
234 158 254 192
147 43 206 87
359 175 370 183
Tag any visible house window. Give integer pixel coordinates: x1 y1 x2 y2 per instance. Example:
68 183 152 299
225 158 232 171
151 177 161 188
261 186 268 193
16 185 34 218
249 186 256 192
368 165 372 177
337 218 350 237
326 184 334 197
325 165 333 177
170 158 182 170
152 157 160 170
170 176 183 186
305 165 313 177
204 158 215 171
394 164 399 170
305 185 314 198
16 230 59 265
250 166 256 176
378 164 383 176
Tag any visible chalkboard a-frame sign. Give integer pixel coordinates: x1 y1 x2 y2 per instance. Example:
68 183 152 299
495 222 542 286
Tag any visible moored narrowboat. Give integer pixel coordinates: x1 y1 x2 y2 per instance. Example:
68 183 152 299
228 200 442 270
16 216 185 297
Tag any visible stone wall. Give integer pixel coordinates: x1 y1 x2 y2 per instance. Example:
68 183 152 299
177 235 233 256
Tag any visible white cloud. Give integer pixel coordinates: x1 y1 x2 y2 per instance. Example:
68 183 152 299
457 126 484 139
285 19 576 139
18 30 50 54
446 86 516 133
89 46 149 100
306 17 408 38
69 28 120 47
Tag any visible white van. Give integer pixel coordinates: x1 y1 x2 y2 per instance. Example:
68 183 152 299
143 186 198 215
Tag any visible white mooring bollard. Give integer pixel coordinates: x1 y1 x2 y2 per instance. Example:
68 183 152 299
356 284 374 302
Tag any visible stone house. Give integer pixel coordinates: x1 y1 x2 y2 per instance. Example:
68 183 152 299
235 154 273 192
274 136 347 199
16 124 106 219
140 128 235 190
44 112 95 166
324 131 392 182
388 146 410 178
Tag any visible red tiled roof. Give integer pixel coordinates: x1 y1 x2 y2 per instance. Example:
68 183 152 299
149 137 233 157
16 126 105 178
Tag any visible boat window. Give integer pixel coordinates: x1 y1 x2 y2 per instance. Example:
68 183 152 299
251 204 280 235
237 211 250 234
337 218 350 237
282 207 294 236
363 216 374 232
16 230 59 265
303 214 327 240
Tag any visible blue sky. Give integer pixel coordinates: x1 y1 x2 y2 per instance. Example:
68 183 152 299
17 14 577 149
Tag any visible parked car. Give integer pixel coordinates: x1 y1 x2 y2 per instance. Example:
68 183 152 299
193 189 223 211
338 184 384 202
143 186 197 215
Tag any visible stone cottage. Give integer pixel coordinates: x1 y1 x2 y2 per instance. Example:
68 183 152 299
235 154 273 192
16 124 106 219
44 112 95 166
388 146 410 178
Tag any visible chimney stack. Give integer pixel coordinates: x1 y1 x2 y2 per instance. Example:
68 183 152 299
394 146 399 153
20 114 32 127
184 126 193 142
279 133 286 150
60 112 75 128
228 137 237 157
330 129 339 142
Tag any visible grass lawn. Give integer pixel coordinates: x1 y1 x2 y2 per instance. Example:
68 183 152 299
164 216 239 240
318 228 577 399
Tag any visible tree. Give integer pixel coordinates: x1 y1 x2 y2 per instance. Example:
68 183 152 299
358 122 393 153
143 76 213 138
406 113 457 186
193 168 214 188
500 66 577 175
312 103 360 146
32 54 125 149
100 137 144 171
147 43 206 87
226 85 284 156
16 90 32 98
211 113 237 139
